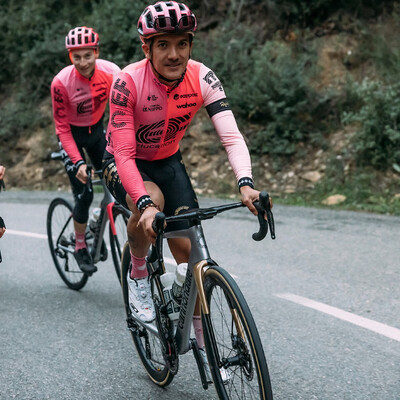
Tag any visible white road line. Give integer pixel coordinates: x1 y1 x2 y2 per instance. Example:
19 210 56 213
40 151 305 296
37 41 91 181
6 229 47 240
275 292 400 342
5 230 236 277
6 229 178 266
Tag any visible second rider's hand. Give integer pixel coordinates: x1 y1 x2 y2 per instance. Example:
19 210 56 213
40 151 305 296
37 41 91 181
137 206 159 244
75 164 88 184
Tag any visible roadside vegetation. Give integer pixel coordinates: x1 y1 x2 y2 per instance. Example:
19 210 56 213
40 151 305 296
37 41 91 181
1 0 399 214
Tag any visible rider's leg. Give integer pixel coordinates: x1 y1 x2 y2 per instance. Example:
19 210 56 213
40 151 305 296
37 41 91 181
124 182 164 322
125 181 165 279
73 221 87 251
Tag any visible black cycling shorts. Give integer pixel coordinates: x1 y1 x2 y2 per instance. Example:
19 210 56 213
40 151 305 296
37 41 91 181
102 150 198 232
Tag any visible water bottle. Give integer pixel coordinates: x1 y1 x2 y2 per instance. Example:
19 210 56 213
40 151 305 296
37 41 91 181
89 207 101 232
160 272 180 322
172 263 188 305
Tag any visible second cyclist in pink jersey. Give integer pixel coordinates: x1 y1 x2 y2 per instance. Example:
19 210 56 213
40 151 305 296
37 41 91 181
102 2 263 333
51 27 120 275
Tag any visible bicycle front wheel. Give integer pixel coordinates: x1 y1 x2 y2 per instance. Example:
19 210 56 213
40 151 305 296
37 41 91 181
120 243 174 387
47 197 88 290
202 266 273 400
109 205 129 281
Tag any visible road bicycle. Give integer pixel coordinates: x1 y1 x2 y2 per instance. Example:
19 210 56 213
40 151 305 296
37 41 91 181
120 191 275 399
47 151 130 290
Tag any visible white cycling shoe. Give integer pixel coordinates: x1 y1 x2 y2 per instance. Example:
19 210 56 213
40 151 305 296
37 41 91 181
127 273 155 323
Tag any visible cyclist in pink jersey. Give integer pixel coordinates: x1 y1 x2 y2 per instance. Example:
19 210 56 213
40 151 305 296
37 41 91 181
51 26 120 275
102 2 268 337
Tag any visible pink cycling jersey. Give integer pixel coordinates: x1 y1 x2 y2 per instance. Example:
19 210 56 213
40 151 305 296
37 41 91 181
51 59 121 164
107 58 252 205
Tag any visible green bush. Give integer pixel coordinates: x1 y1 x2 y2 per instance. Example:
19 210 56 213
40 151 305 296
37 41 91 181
273 0 395 26
343 79 400 169
194 28 334 157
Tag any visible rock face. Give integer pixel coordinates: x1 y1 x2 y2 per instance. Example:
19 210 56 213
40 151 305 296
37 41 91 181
322 194 347 205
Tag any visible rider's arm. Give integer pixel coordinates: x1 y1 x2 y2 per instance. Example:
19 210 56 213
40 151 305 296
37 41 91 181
51 77 84 166
200 65 254 189
108 71 149 209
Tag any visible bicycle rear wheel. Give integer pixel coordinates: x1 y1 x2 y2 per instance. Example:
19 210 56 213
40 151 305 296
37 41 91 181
201 266 273 400
120 243 174 387
47 197 88 290
109 205 129 280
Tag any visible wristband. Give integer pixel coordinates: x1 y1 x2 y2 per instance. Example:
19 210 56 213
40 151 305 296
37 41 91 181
238 177 254 191
75 160 85 169
136 195 154 213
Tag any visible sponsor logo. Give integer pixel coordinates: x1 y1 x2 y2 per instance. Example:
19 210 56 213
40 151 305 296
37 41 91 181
220 101 229 108
76 91 107 115
147 95 158 101
142 104 163 112
176 102 197 109
136 113 191 145
53 88 63 103
111 111 126 128
203 71 224 91
178 269 192 329
93 91 107 111
92 80 107 87
111 79 130 107
77 99 92 114
173 93 198 100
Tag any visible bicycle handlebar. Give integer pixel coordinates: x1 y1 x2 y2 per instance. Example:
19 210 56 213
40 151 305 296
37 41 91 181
151 191 276 241
50 151 103 199
76 166 95 200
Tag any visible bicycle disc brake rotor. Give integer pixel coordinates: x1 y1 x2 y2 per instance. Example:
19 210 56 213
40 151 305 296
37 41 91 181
234 335 254 380
154 296 179 374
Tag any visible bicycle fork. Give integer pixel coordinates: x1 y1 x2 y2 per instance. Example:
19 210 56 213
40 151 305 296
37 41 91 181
193 262 246 383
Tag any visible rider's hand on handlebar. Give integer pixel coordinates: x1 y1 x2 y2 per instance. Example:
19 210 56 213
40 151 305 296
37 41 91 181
137 206 159 244
240 186 272 216
75 164 89 184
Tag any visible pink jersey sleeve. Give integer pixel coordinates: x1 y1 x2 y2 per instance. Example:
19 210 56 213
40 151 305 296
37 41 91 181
199 64 253 181
51 77 83 164
108 70 148 204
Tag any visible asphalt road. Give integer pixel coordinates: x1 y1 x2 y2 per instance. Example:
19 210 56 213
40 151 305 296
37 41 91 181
0 191 399 400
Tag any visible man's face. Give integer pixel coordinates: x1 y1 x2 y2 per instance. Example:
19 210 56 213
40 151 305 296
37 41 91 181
143 33 192 85
70 48 98 78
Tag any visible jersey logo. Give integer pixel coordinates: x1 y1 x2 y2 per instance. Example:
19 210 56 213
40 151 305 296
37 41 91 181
111 111 127 128
111 79 130 107
136 121 164 144
176 102 197 109
136 114 191 145
173 93 198 100
203 71 224 91
143 104 163 112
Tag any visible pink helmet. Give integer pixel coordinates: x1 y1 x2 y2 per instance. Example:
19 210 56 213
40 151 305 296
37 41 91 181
137 1 197 40
65 26 99 50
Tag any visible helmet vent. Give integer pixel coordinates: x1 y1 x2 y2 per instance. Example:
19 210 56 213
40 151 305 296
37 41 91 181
155 4 162 12
169 9 177 26
146 12 153 27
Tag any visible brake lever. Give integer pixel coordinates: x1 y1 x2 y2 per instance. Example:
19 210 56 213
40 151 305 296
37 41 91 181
252 192 276 241
152 211 166 235
77 166 93 200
